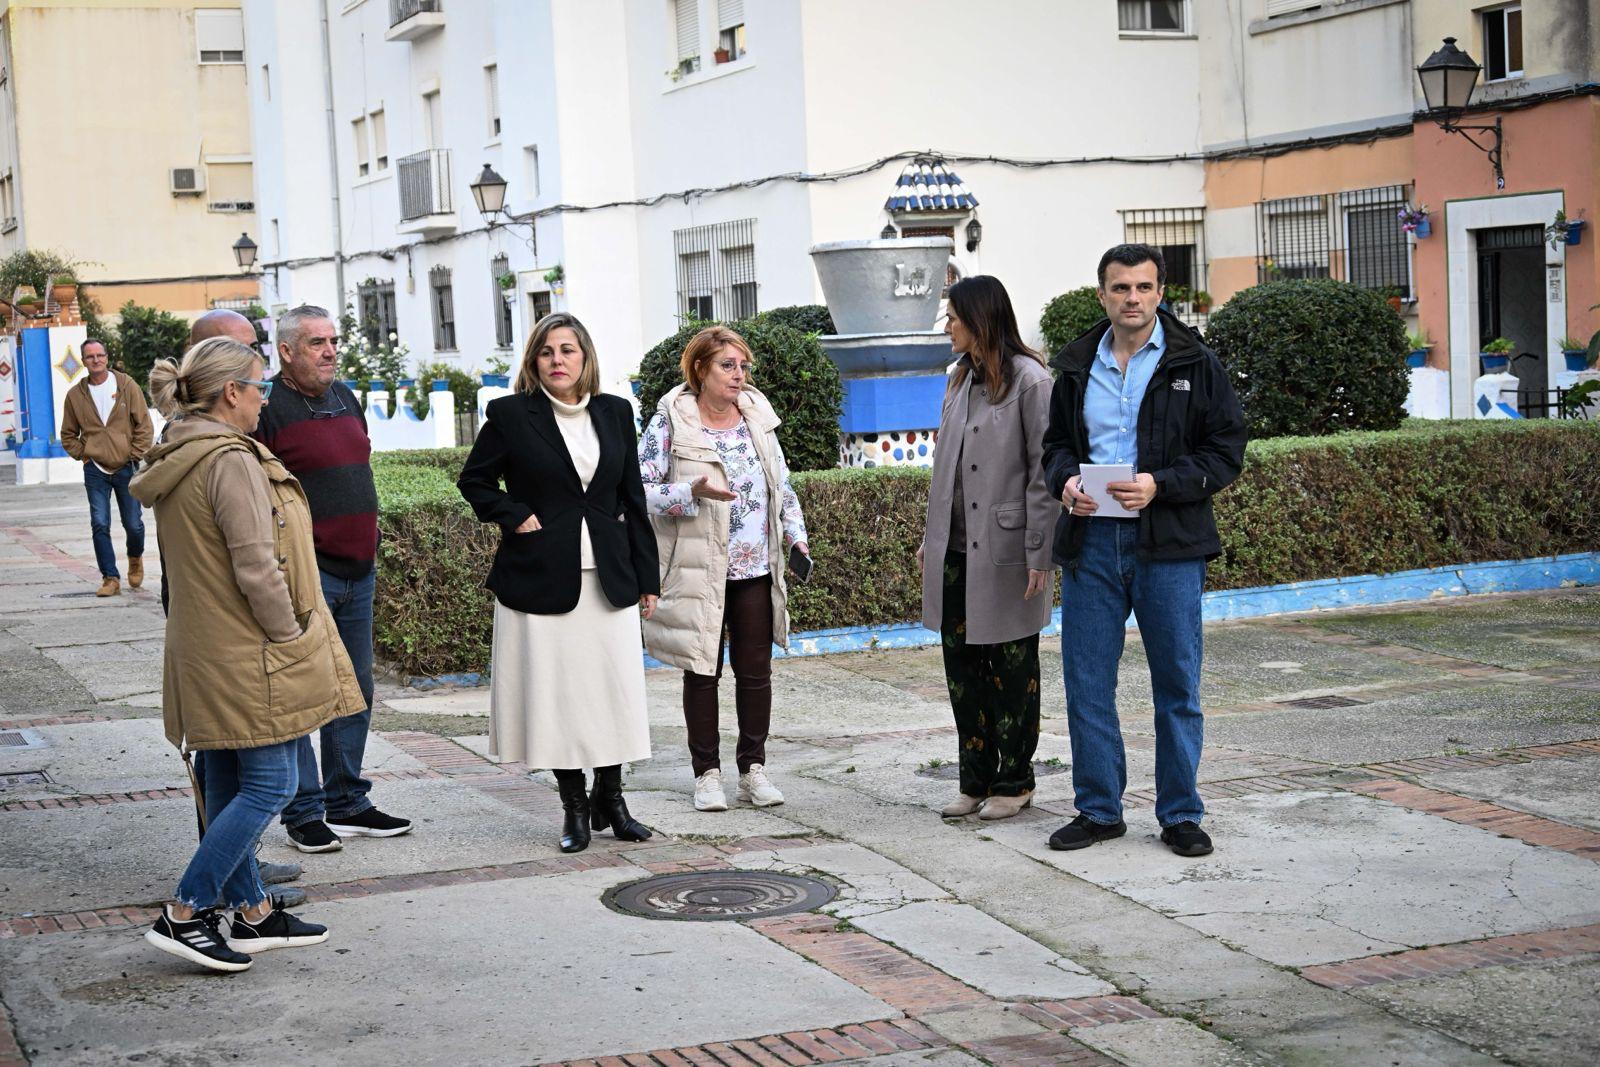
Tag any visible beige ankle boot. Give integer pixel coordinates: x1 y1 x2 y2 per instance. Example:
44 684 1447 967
940 794 985 817
977 790 1034 820
127 556 144 589
96 576 120 597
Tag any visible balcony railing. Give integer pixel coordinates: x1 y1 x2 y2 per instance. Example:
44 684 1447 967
398 149 452 222
390 0 440 27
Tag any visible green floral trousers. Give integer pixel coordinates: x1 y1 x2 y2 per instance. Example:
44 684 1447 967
939 551 1041 798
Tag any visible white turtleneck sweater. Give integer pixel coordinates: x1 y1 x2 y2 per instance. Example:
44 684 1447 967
543 386 600 570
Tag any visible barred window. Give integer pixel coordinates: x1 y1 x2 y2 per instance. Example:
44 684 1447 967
674 218 757 322
430 266 456 352
357 279 398 350
1259 196 1332 281
490 255 514 349
1341 187 1411 299
1122 207 1207 321
1255 185 1412 298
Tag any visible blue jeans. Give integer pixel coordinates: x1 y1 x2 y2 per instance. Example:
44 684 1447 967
84 462 144 579
281 569 376 827
1060 519 1206 828
176 740 298 909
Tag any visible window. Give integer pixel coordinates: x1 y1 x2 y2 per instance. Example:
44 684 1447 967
529 290 552 326
353 116 370 177
1118 0 1186 34
370 109 388 171
270 218 280 257
430 266 456 351
523 145 540 198
358 279 398 350
717 0 746 60
1255 185 1413 297
491 255 514 349
672 0 701 76
205 161 254 212
674 218 757 321
1121 207 1207 317
261 64 271 101
1482 4 1523 82
484 64 501 139
422 90 442 148
195 9 244 63
0 170 15 233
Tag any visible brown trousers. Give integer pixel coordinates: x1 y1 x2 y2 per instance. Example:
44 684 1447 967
683 575 773 776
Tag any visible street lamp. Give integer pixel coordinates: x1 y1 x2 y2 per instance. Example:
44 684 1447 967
965 217 983 252
470 163 509 222
1417 37 1505 189
880 222 897 240
232 232 258 273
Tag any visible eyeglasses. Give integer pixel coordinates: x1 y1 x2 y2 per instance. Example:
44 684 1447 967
236 379 274 397
714 360 753 375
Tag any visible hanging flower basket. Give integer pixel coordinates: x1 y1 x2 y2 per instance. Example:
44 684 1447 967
1398 204 1431 238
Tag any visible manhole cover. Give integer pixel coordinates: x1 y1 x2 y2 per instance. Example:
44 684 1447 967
0 771 50 790
603 872 836 922
1274 695 1369 710
915 759 1069 781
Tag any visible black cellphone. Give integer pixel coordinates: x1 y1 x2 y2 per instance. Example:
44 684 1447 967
788 545 814 584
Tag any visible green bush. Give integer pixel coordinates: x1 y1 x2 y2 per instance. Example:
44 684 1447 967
1039 286 1105 356
746 304 835 338
115 301 191 388
1204 278 1409 438
409 362 479 419
636 316 844 472
370 420 1600 677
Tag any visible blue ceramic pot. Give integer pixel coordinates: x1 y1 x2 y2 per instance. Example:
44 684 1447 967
1565 351 1589 372
1406 350 1428 369
1480 354 1510 373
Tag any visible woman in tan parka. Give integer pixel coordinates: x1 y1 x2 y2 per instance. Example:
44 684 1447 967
131 337 363 974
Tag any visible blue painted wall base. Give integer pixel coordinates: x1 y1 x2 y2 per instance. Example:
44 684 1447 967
838 374 946 434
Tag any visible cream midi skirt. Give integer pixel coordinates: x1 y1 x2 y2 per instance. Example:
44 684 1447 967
488 570 652 770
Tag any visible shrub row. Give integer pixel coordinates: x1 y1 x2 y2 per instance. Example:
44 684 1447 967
372 419 1600 676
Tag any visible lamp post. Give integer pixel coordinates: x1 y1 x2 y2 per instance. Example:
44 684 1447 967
1417 37 1505 189
470 163 509 222
232 232 258 273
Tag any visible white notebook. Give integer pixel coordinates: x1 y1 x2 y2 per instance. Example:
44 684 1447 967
1078 463 1138 519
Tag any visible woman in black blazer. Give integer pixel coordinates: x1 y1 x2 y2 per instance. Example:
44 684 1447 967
457 312 660 854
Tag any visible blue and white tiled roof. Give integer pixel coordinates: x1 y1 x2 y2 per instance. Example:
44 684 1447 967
885 157 978 213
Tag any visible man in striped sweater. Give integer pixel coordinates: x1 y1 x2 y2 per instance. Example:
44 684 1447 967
255 305 411 852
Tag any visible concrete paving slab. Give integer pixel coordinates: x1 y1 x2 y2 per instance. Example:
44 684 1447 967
854 1052 984 1067
7 614 166 649
381 688 491 716
1073 1018 1267 1066
45 654 164 702
0 778 563 916
1306 588 1600 670
1204 683 1600 765
1351 955 1600 1067
918 1004 1047 1043
622 788 813 838
1419 757 1600 832
1198 625 1461 705
727 841 951 918
0 867 896 1065
852 900 1115 1000
978 790 1600 967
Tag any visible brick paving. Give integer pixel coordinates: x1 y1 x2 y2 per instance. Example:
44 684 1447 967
1343 778 1600 860
534 1019 945 1067
1301 923 1600 989
0 767 444 813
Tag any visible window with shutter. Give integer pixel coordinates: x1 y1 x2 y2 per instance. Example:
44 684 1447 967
196 9 245 63
1265 0 1321 17
674 0 701 73
716 0 746 59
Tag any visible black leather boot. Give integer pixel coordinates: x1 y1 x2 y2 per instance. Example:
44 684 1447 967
554 770 591 854
589 765 652 842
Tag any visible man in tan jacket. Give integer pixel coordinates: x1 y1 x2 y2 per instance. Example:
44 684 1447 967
59 340 153 596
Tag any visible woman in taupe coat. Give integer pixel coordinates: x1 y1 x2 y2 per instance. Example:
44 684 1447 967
919 276 1059 821
132 338 364 973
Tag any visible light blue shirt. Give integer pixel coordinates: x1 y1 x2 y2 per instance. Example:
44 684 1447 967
1085 318 1165 467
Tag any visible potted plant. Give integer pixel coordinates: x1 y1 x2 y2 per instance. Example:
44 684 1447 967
496 271 516 291
1191 289 1212 312
15 295 39 316
1379 285 1404 313
1480 336 1514 373
1398 203 1431 239
713 46 731 64
1405 329 1432 369
1558 336 1589 372
49 274 77 305
543 263 564 295
1546 210 1585 249
1163 283 1190 308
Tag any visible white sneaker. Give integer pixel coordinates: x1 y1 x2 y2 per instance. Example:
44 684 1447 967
694 768 729 811
738 764 785 807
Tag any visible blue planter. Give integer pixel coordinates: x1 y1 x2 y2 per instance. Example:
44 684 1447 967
1565 350 1590 372
1480 353 1510 373
1413 218 1431 239
1568 221 1585 246
1406 350 1428 369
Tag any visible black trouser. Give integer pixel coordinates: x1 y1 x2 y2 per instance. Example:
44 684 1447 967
683 575 774 777
940 551 1040 798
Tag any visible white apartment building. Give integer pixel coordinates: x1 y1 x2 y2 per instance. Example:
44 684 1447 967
244 0 1207 393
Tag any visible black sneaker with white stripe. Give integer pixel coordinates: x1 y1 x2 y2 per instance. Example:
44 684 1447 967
145 906 252 973
225 899 329 953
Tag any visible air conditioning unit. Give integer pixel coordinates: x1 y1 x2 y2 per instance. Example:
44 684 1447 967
170 167 204 195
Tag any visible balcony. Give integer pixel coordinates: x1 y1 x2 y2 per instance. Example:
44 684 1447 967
397 149 455 236
386 0 444 43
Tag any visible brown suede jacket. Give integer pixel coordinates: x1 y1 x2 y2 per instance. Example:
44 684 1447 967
60 370 153 469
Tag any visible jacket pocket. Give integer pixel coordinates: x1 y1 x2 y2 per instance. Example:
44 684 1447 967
989 501 1027 566
263 614 336 719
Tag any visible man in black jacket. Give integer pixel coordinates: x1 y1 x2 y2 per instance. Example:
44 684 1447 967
1041 244 1246 857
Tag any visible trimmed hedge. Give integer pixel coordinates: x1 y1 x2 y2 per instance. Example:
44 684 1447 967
372 420 1600 676
1039 286 1105 356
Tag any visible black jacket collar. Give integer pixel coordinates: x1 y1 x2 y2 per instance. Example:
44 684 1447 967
1050 307 1205 377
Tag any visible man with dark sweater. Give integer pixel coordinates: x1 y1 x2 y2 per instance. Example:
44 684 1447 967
255 305 411 851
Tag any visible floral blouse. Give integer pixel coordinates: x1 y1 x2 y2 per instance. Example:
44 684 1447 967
639 411 808 580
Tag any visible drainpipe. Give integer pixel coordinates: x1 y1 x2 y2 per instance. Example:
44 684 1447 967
318 0 345 310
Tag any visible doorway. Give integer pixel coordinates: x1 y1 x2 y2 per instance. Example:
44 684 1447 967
1476 224 1546 415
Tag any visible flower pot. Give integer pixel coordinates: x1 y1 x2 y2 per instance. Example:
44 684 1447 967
1387 296 1403 313
1567 220 1586 246
1406 350 1428 369
1565 350 1590 372
1413 218 1431 239
1480 353 1510 372
51 283 76 305
714 47 731 64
